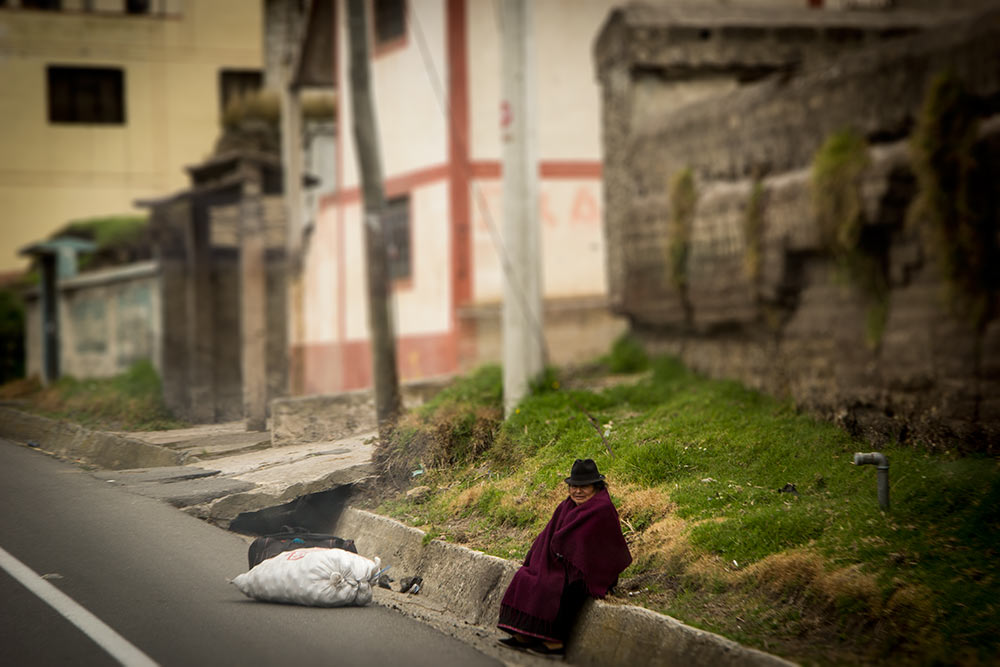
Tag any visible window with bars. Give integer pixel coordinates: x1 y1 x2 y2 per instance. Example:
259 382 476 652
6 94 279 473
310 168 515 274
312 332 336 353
373 0 405 47
383 195 411 282
47 66 125 125
219 69 263 114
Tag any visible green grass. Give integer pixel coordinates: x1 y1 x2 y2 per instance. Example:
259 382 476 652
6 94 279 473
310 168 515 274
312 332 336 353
2 360 187 431
416 364 503 419
373 354 1000 665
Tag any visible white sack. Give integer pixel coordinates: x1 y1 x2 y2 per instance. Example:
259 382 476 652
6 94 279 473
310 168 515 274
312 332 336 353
231 547 381 607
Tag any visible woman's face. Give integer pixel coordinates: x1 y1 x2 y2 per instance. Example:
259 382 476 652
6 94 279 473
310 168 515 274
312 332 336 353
568 484 597 505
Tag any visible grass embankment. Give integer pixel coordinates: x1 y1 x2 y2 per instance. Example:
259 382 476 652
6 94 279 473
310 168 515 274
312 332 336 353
368 339 999 666
0 360 187 432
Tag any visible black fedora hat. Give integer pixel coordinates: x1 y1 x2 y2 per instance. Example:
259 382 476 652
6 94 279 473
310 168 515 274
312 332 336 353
565 458 605 486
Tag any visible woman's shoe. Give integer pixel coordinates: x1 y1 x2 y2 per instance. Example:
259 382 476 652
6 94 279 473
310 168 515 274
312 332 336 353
527 643 566 659
497 636 533 652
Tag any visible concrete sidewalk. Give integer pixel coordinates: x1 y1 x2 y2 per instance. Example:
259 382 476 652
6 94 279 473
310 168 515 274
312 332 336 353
0 406 796 667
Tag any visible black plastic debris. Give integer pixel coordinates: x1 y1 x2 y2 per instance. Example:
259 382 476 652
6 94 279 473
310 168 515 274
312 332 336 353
399 576 423 594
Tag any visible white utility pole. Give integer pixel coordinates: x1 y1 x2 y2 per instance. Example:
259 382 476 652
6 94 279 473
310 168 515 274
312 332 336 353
500 0 544 417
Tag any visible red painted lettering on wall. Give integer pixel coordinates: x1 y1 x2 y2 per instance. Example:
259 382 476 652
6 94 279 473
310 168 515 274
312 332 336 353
570 187 599 225
500 101 512 129
541 192 558 228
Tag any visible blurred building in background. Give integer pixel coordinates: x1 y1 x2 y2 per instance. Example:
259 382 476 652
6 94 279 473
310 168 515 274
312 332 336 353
0 0 264 275
287 0 631 396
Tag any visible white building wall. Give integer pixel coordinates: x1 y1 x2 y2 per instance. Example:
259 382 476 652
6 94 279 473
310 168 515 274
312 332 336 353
467 1 501 163
303 204 340 344
466 0 615 305
394 181 452 335
471 178 607 303
336 0 449 191
533 0 609 161
467 0 611 163
322 0 452 346
337 181 451 341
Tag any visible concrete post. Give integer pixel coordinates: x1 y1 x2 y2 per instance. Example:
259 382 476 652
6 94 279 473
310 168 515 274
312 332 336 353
240 162 269 432
185 201 216 423
40 255 59 384
500 0 544 417
280 79 305 395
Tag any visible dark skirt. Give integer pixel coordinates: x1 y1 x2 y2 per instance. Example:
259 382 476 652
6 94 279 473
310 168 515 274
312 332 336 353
497 579 588 643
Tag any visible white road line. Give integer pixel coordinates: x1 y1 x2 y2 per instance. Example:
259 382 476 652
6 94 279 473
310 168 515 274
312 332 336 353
0 545 159 667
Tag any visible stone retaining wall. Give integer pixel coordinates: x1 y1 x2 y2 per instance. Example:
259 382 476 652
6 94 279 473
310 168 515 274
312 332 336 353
596 5 1000 449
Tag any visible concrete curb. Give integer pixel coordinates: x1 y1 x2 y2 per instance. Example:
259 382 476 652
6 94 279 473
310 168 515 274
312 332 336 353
0 406 187 470
334 508 797 667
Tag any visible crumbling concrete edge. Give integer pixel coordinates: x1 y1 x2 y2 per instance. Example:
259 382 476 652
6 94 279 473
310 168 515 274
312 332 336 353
183 464 377 526
0 406 186 470
335 507 797 667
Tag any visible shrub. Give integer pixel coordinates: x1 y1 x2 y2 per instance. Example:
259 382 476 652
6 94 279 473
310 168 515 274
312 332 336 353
604 333 649 374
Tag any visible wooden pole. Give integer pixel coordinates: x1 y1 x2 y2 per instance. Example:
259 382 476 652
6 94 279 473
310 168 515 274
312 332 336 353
346 0 402 428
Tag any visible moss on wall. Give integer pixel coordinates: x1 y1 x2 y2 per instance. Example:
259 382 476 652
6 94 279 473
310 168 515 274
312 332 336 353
811 130 888 347
908 71 995 329
743 179 766 287
812 129 869 254
667 168 697 293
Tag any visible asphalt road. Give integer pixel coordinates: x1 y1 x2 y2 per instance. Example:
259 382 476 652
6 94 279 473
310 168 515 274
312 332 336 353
0 439 501 667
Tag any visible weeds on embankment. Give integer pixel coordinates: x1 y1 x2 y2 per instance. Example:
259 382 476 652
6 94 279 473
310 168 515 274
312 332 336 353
0 360 187 431
369 336 1000 666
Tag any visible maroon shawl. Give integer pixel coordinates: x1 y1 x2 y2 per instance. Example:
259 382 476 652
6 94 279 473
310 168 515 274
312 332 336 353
500 488 632 623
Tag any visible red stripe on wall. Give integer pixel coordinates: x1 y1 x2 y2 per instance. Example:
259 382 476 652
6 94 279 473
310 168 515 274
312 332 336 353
469 160 602 180
329 160 605 209
540 161 603 179
470 161 501 179
295 333 458 394
329 164 452 205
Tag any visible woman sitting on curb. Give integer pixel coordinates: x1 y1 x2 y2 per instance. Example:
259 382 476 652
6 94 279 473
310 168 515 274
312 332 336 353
497 458 632 658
